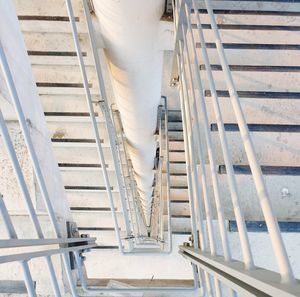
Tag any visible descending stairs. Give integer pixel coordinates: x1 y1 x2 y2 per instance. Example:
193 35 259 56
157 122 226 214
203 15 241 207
9 0 300 293
13 0 196 285
168 111 192 235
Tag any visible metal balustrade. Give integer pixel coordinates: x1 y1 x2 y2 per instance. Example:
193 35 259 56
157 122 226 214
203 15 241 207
172 0 300 296
111 106 148 244
0 40 96 297
0 0 190 295
2 0 299 295
149 97 173 252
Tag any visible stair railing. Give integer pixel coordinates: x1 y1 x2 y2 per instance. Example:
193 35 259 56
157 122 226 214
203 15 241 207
111 106 148 245
66 0 135 253
149 97 172 252
0 41 96 297
172 0 300 296
69 0 175 254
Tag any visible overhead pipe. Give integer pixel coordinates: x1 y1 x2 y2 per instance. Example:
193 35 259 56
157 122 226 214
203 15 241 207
93 0 165 225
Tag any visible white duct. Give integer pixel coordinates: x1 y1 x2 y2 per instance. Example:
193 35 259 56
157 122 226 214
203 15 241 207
93 0 165 225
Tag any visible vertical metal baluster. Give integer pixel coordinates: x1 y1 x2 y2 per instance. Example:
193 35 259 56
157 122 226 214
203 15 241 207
65 0 124 253
81 0 133 249
204 0 294 283
0 195 37 297
0 110 62 297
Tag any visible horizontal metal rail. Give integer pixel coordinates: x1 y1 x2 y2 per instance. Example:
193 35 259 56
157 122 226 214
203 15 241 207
0 243 96 264
180 246 300 297
0 238 96 249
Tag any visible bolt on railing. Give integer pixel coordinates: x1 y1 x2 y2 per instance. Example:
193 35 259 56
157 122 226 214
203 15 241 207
172 0 300 295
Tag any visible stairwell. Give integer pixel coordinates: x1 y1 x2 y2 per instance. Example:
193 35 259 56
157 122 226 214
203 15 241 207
0 0 300 295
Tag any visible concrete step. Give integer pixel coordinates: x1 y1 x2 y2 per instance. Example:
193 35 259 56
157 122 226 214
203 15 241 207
169 131 183 141
78 229 126 246
196 1 299 12
170 188 189 202
82 278 195 286
15 0 83 17
167 167 300 221
169 162 186 175
0 214 55 239
61 168 118 189
198 70 300 93
168 129 300 167
53 146 116 167
194 27 300 45
168 111 182 122
206 93 300 124
31 64 96 85
196 48 300 68
23 31 90 52
169 141 185 152
66 190 121 208
211 128 300 166
168 216 192 233
47 120 109 141
170 175 188 188
169 151 185 163
40 94 98 113
191 12 300 28
216 169 300 221
168 122 183 132
169 95 300 125
20 19 87 34
72 210 125 229
37 86 99 96
170 202 190 217
29 54 93 66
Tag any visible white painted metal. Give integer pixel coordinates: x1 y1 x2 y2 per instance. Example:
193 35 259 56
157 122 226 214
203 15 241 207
0 35 88 297
173 0 299 295
82 0 135 249
189 0 254 270
204 0 295 283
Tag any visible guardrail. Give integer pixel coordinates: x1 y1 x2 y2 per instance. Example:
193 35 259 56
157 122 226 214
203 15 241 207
150 97 172 252
0 40 96 297
68 0 173 254
172 0 300 295
111 106 148 244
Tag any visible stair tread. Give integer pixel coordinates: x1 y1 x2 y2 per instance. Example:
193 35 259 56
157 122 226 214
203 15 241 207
82 278 194 287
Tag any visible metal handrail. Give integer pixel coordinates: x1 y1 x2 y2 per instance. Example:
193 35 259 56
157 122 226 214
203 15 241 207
0 40 92 297
173 0 299 294
111 106 148 242
149 97 172 252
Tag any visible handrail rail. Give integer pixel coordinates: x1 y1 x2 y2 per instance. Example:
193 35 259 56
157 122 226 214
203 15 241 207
172 0 299 295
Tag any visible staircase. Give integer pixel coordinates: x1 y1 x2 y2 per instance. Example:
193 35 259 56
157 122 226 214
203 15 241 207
0 0 299 296
168 110 192 234
12 0 196 288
